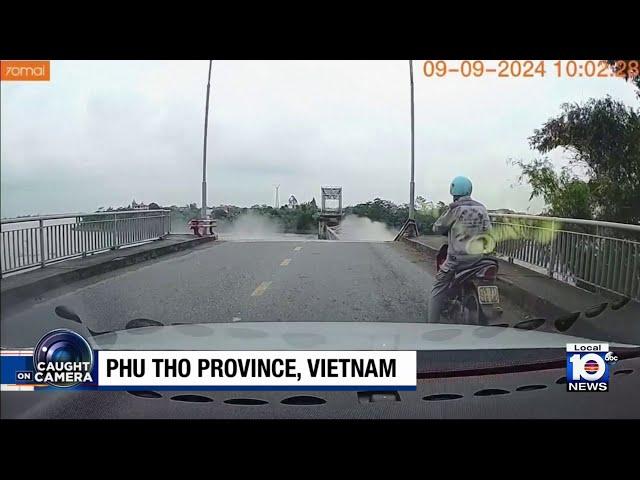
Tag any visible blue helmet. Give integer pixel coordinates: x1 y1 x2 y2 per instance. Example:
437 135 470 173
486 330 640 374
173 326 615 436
450 176 472 197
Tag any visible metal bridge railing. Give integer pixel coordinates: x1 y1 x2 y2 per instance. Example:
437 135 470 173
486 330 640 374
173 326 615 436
326 226 341 240
488 213 640 301
1 210 171 275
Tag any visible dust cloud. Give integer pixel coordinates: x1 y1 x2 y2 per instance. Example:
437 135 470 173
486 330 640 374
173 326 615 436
171 212 285 238
171 212 397 241
336 215 398 241
170 217 190 234
220 212 284 239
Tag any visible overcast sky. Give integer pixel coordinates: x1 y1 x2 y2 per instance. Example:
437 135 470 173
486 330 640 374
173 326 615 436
1 60 638 218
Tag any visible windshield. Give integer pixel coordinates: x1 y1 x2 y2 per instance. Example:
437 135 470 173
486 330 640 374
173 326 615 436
1 60 639 418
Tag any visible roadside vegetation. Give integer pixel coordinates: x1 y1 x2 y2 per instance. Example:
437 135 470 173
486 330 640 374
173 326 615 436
512 60 639 225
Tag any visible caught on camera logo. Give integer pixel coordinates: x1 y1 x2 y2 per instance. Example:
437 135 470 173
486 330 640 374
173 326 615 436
566 343 617 392
29 329 94 387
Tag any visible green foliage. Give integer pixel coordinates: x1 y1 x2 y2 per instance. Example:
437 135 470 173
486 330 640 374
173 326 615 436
225 200 320 233
606 60 640 98
348 198 405 225
346 197 444 234
295 211 315 231
169 204 201 224
516 96 640 223
93 196 449 236
512 158 593 219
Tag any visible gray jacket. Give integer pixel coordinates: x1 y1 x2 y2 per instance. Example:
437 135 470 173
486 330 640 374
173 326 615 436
433 196 492 258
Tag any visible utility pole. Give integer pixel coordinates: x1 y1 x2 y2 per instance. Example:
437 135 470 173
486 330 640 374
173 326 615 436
409 59 415 221
394 60 419 240
274 185 280 208
201 60 213 219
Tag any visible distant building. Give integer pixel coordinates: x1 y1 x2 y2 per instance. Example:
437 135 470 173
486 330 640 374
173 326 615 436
288 195 299 208
131 199 149 210
489 208 531 215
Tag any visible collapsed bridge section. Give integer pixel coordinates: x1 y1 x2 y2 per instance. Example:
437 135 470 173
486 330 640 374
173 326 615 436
318 186 343 240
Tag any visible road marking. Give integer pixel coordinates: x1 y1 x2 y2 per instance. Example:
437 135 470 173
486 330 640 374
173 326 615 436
294 246 302 251
280 258 291 266
251 281 272 297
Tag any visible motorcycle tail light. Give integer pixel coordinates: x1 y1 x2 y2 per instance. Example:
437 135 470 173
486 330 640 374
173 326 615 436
478 265 497 280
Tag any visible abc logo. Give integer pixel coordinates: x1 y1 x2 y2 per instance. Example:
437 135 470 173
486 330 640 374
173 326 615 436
569 353 606 381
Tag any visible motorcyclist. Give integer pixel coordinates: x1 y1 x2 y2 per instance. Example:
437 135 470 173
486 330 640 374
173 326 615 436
428 176 493 323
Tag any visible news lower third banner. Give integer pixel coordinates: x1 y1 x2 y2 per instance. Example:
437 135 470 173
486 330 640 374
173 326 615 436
1 349 417 391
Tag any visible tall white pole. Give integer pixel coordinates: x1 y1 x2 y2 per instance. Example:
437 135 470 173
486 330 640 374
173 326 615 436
201 60 213 219
393 61 418 241
409 60 415 220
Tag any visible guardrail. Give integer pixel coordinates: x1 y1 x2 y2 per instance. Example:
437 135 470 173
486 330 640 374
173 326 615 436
1 210 171 275
488 213 640 301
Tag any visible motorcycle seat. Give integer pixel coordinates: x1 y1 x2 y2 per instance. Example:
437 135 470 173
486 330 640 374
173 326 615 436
450 257 499 285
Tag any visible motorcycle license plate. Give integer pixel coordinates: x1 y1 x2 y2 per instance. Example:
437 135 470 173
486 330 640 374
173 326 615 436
478 286 499 304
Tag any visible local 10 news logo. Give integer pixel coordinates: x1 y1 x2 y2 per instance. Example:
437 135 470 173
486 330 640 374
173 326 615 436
566 343 617 392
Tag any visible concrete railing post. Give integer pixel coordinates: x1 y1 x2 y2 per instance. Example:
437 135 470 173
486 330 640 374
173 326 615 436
112 212 119 249
548 220 556 277
39 219 45 267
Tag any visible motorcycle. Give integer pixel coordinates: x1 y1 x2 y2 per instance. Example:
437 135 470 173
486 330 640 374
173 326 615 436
436 243 502 325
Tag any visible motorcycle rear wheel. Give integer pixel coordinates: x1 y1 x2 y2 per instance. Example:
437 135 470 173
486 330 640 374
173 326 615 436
462 288 485 326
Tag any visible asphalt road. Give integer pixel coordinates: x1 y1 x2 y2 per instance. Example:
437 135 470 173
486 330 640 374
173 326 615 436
1 238 529 348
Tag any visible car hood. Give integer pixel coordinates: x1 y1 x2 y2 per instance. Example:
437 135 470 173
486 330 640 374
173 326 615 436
88 322 639 350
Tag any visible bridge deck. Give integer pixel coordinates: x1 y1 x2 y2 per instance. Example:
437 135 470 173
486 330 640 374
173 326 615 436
2 236 638 348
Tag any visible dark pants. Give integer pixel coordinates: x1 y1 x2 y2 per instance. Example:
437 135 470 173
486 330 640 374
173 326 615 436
428 267 455 323
428 255 481 323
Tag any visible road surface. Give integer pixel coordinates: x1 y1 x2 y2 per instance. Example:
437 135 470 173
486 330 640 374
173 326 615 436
1 238 529 348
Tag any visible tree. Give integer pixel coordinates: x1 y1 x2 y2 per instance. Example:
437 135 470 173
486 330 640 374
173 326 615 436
606 60 640 98
415 195 441 217
295 211 315 231
511 158 593 219
516 96 640 223
349 197 444 233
